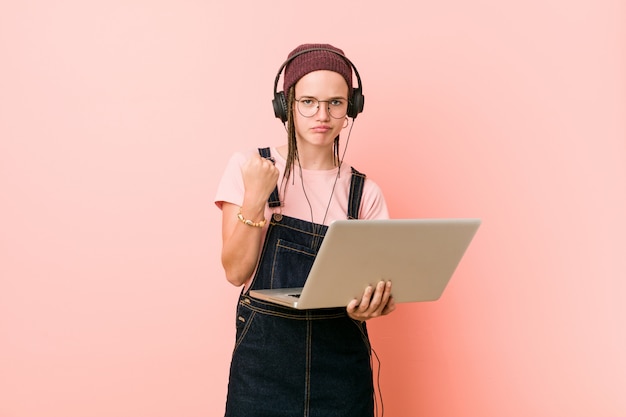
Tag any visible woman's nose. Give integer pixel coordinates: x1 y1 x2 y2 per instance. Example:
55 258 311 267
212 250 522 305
315 102 331 120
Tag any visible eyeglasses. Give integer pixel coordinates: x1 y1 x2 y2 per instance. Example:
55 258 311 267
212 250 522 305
294 96 349 119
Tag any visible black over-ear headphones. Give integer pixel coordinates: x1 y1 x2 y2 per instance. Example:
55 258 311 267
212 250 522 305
272 47 365 123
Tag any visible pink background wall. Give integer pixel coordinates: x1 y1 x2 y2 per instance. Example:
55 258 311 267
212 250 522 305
1 1 624 416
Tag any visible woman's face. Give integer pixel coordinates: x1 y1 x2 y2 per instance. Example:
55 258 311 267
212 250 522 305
292 70 349 150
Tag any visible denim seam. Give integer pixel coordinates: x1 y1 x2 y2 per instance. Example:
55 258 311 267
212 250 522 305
276 241 317 257
239 301 346 320
304 318 312 417
233 309 256 353
269 221 326 238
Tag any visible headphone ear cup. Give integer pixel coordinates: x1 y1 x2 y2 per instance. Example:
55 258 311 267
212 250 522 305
348 87 365 119
272 91 288 123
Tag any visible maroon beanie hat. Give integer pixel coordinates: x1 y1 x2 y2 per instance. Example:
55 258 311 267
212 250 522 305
283 43 353 97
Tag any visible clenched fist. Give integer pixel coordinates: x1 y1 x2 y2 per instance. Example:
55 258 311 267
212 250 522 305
241 154 280 210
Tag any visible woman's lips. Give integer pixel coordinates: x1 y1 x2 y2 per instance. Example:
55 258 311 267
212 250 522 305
311 125 332 133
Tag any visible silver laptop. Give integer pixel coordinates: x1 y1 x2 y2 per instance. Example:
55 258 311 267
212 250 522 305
249 218 481 309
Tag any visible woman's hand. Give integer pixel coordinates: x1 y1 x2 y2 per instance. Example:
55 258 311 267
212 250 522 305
347 280 396 321
241 154 280 211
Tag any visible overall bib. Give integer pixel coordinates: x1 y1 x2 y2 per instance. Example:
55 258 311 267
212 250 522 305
224 148 374 417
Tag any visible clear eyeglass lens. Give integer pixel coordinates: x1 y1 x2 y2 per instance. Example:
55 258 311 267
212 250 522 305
297 98 348 119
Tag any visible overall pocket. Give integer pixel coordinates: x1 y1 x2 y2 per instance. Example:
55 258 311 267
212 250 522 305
271 238 317 288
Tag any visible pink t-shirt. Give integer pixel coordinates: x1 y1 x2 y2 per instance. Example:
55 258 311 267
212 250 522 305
214 147 389 224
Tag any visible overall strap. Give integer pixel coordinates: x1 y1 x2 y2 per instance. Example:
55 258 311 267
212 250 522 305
258 147 281 208
347 167 366 219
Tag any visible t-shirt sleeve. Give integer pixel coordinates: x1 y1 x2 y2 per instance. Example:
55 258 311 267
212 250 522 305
214 151 248 210
360 179 390 220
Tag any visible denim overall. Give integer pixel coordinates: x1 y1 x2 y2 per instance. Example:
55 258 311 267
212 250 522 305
224 148 374 417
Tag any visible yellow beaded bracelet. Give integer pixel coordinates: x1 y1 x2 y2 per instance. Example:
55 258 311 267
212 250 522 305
237 210 266 228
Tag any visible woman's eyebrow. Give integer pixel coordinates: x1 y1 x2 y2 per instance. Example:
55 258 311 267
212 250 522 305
298 95 348 100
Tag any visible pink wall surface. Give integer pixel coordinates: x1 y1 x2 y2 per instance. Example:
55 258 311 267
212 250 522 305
1 1 624 416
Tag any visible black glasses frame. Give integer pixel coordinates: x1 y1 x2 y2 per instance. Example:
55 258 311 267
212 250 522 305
294 97 350 119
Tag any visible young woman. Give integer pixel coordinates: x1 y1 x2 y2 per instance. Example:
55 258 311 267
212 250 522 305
215 43 396 417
